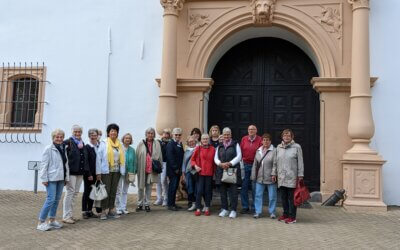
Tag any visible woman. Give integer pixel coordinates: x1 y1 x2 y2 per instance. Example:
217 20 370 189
115 133 137 215
37 129 69 231
214 127 242 219
251 133 277 219
191 134 216 216
272 129 304 224
190 128 202 145
63 125 89 224
208 125 220 148
182 135 197 211
97 123 125 220
136 127 163 212
82 129 100 219
154 128 171 206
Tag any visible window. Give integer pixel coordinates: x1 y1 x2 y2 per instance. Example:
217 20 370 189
0 64 46 132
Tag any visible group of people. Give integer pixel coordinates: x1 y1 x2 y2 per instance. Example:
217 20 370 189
36 123 304 231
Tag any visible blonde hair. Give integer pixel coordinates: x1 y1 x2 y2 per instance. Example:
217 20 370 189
208 125 220 137
51 129 65 140
122 133 133 145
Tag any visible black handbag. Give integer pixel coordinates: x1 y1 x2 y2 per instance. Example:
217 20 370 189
143 140 163 174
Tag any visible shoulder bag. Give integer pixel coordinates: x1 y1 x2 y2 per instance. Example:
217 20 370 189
143 140 162 174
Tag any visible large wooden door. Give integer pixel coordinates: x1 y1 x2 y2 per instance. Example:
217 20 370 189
208 38 320 191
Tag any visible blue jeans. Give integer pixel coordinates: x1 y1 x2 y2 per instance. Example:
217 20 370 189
241 163 255 210
254 182 277 215
38 180 64 222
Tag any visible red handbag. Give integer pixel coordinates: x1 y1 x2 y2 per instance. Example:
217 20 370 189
294 179 311 206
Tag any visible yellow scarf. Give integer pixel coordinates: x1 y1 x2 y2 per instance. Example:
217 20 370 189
107 137 125 168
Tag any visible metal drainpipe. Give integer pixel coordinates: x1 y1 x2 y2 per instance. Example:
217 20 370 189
105 27 112 125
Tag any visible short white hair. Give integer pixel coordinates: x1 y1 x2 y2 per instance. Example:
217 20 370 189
222 127 231 134
72 124 82 132
51 129 65 140
201 133 210 139
172 127 182 135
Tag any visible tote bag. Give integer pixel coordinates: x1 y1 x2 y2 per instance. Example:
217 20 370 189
294 179 311 206
89 180 108 201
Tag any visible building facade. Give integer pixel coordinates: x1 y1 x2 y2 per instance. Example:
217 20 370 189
0 0 399 208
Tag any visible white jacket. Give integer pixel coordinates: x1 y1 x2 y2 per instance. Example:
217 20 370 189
39 144 70 182
96 139 126 175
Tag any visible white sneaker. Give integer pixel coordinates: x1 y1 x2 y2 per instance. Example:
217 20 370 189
122 209 130 214
116 210 123 215
270 213 276 219
48 220 63 229
153 200 163 206
162 201 168 207
229 210 237 219
219 209 229 217
188 204 196 211
36 222 51 231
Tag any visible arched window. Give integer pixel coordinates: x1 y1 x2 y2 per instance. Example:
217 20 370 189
11 77 39 127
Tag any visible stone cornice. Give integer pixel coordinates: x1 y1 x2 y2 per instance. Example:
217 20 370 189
348 0 369 11
156 78 214 92
160 0 185 16
311 77 377 93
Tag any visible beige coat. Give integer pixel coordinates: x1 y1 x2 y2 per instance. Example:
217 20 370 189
251 145 275 184
271 141 304 188
136 139 163 189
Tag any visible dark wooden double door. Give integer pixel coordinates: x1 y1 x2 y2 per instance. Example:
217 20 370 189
208 38 320 191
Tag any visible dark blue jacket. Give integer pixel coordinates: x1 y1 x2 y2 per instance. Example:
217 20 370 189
166 140 184 177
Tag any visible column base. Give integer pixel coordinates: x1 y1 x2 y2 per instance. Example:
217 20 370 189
341 153 387 212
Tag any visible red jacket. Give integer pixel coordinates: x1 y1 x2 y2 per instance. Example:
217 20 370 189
240 135 262 164
190 145 216 176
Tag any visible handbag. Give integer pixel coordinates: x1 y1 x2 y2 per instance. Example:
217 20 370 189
89 180 108 201
294 179 311 206
143 140 163 174
221 167 237 184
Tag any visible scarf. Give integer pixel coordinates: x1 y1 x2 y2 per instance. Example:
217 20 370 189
54 143 67 180
223 139 232 149
71 136 84 149
280 140 295 149
107 137 125 168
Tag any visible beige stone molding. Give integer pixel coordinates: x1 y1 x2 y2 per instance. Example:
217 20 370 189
160 0 185 16
311 77 377 93
156 78 213 92
250 0 277 26
348 0 369 11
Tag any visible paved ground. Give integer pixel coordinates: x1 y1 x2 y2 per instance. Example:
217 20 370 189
0 190 399 250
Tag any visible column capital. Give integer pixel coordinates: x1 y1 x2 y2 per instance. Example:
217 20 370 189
348 0 369 11
160 0 185 16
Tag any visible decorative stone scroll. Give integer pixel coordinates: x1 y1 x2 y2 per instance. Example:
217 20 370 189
315 6 342 40
160 0 185 15
348 0 369 11
188 14 210 42
250 0 277 25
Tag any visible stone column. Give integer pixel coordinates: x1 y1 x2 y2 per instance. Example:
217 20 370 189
156 0 184 135
342 0 386 211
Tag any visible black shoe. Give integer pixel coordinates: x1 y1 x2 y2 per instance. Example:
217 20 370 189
136 205 143 212
240 208 250 214
175 205 182 209
168 206 178 211
145 206 151 212
82 212 89 219
88 211 98 218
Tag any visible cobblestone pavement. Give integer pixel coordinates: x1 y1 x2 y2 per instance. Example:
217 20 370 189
0 190 399 250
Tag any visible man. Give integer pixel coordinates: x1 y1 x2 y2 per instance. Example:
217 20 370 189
240 125 262 214
154 128 171 206
166 128 184 211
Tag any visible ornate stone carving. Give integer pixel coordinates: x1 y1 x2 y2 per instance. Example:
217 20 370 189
160 0 185 15
348 0 369 10
355 170 376 196
188 14 210 42
250 0 277 25
315 6 342 40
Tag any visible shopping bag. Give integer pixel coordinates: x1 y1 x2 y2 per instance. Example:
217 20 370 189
294 179 311 206
89 180 108 201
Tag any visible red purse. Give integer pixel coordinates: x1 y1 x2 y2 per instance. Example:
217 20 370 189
294 179 311 207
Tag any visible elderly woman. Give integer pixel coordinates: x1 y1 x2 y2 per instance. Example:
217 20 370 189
182 135 197 211
136 127 163 212
37 129 69 231
251 133 276 219
166 128 185 211
208 125 221 148
272 129 304 224
115 133 137 215
191 134 216 216
97 123 125 220
63 125 89 224
214 127 242 219
82 129 101 219
154 128 171 206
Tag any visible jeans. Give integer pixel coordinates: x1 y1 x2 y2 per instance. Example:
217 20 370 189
280 186 297 219
186 172 197 204
254 182 277 215
137 181 152 206
101 172 120 210
115 175 130 211
82 176 95 212
38 180 64 222
155 162 168 203
241 163 255 210
167 174 180 207
196 176 212 209
63 175 83 220
220 182 238 211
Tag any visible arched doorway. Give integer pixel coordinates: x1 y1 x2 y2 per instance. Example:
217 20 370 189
208 37 320 191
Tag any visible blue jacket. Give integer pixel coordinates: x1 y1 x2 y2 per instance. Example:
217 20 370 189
166 140 184 177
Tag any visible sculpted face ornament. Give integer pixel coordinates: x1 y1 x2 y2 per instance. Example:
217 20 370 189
250 0 277 25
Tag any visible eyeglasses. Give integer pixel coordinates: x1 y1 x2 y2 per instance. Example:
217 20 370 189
175 134 182 136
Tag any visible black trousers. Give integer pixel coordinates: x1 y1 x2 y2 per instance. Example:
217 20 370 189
196 176 213 209
280 186 297 219
82 177 95 212
220 182 238 211
168 174 180 207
